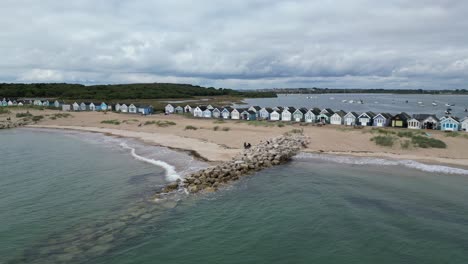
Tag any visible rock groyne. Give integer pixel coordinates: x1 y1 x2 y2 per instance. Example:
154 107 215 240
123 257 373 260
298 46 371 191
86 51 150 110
161 134 309 194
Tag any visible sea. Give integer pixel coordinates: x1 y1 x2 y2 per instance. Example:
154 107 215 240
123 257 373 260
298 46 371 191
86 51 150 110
1 113 468 263
239 93 468 118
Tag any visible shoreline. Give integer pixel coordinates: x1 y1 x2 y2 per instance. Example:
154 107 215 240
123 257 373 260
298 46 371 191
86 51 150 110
25 124 468 171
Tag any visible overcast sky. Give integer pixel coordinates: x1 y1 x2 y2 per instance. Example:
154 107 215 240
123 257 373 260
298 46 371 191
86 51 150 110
1 0 467 89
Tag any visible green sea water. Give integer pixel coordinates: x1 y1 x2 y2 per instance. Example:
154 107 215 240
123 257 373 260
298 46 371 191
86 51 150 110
1 129 468 264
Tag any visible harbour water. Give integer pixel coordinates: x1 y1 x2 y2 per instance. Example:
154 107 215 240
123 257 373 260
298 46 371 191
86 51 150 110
1 129 468 263
240 93 468 118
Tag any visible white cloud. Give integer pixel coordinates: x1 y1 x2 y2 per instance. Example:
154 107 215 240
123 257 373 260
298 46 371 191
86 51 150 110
0 0 467 89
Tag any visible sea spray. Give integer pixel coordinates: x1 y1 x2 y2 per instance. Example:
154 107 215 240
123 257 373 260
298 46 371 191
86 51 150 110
295 153 468 175
120 142 181 181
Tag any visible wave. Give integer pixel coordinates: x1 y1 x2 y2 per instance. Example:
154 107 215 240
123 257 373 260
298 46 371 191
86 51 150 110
294 153 468 175
120 143 181 181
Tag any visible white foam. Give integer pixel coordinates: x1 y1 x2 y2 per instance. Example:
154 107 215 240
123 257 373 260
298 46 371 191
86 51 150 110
295 153 468 175
120 143 181 181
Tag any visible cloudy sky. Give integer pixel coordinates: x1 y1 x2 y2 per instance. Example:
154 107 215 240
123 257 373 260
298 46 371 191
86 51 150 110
1 0 467 89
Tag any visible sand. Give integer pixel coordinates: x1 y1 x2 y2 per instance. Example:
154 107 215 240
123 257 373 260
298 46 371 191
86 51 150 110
7 109 467 167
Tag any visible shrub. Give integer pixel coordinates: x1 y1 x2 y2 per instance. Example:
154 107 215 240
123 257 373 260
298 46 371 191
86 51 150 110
290 128 303 134
445 132 460 137
411 136 446 148
16 112 33 118
397 131 414 138
101 119 120 125
213 120 225 124
371 135 395 147
213 126 219 131
277 123 285 127
0 108 10 114
32 115 44 122
222 127 230 131
371 128 395 135
185 125 198 130
144 120 176 127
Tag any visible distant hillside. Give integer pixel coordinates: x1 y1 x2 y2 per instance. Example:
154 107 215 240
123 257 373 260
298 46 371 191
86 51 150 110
0 83 277 99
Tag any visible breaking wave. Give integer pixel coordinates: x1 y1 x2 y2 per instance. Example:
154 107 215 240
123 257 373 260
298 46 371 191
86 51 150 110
120 142 181 181
294 153 468 175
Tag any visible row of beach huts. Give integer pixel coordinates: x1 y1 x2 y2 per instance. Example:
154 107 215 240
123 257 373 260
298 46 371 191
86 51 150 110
165 104 468 132
1 98 155 115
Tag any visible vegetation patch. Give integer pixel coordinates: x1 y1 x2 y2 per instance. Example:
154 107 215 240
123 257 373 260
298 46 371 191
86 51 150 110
290 128 303 134
411 136 446 148
144 120 176 127
247 120 275 127
31 115 44 122
400 140 411 149
16 112 33 118
49 113 72 120
213 120 225 124
444 132 460 137
370 135 396 147
0 108 10 114
222 127 230 131
277 123 285 127
185 125 198 130
101 119 121 125
213 126 219 131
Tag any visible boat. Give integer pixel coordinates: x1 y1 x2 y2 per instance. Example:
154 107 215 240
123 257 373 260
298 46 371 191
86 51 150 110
432 102 437 106
418 101 423 104
329 97 335 100
341 99 347 103
358 99 364 104
348 100 354 104
445 103 452 107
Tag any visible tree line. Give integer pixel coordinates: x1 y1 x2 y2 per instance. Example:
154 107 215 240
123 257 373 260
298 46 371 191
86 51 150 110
0 83 277 99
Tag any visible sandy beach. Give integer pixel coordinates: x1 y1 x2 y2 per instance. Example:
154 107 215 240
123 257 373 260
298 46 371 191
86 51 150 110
5 109 466 167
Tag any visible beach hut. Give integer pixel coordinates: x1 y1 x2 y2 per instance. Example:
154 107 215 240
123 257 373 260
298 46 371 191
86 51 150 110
221 107 232 119
203 108 212 118
80 102 88 111
293 108 308 122
240 110 256 120
33 99 42 106
120 104 128 113
212 108 221 118
258 107 271 120
272 106 281 111
62 104 71 111
373 113 392 127
89 102 96 111
421 115 439 130
231 108 240 120
184 105 193 113
53 100 61 108
461 117 468 132
270 109 281 121
128 104 137 114
344 112 359 126
390 112 411 128
305 108 320 123
114 103 121 112
193 106 204 117
17 101 24 107
440 116 460 131
317 112 331 124
174 106 184 114
99 102 108 111
72 102 80 111
137 105 154 115
330 110 346 125
165 104 174 114
7 100 13 106
42 100 49 107
281 107 295 121
358 112 376 126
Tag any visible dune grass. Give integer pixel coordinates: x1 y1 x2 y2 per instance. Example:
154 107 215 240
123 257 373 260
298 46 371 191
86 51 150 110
370 135 396 147
185 125 198 130
101 119 120 125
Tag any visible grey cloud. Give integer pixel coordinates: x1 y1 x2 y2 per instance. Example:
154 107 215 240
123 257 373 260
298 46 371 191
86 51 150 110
0 0 467 89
